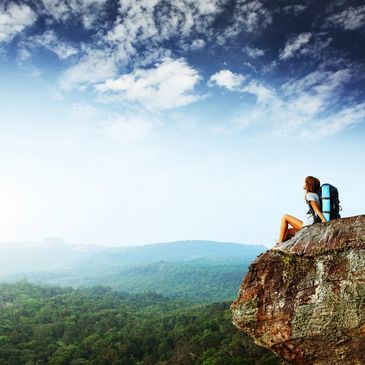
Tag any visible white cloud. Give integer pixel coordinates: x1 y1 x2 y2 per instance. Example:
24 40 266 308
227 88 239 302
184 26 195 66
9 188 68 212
58 0 225 91
297 36 333 60
190 39 206 50
217 0 272 44
17 47 31 61
32 30 78 60
195 0 223 15
242 81 274 103
96 58 201 110
0 3 37 43
41 0 108 28
326 5 365 30
281 68 352 98
303 103 365 139
279 32 312 60
209 70 246 91
57 0 227 88
282 4 307 15
102 0 226 66
245 46 265 58
230 67 360 138
41 0 68 22
60 49 117 90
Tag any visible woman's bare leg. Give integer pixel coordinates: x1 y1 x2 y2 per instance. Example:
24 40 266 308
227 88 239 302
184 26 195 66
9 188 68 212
278 214 303 243
286 228 296 240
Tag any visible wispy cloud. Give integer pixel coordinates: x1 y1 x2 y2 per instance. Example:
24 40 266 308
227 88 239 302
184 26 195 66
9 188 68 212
41 0 108 29
279 32 312 60
70 102 157 143
281 68 352 98
30 30 78 60
60 49 117 90
96 58 202 111
302 103 365 139
217 0 272 44
241 81 274 103
1 0 364 142
58 0 226 91
104 0 225 61
281 4 307 15
0 3 37 43
325 5 365 31
244 46 265 58
214 66 363 139
190 39 206 50
296 35 333 61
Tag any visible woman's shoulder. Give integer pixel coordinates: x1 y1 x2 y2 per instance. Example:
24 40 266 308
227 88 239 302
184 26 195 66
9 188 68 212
306 192 320 201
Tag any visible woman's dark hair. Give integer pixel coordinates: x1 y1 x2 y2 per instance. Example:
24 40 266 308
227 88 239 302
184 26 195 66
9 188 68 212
305 176 321 193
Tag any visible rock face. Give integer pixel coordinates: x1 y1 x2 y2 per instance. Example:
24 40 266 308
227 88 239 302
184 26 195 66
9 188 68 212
231 215 365 365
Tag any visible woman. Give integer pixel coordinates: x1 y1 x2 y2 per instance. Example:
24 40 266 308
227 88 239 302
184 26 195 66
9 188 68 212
276 176 327 245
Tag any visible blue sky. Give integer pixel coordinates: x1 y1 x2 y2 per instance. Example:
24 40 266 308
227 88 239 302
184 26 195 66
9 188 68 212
0 0 364 247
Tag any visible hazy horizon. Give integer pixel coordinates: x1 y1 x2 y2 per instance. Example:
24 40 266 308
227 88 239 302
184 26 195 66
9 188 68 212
0 237 266 249
0 0 364 247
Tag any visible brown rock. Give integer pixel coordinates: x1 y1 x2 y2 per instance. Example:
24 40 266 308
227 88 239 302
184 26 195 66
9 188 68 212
231 215 365 365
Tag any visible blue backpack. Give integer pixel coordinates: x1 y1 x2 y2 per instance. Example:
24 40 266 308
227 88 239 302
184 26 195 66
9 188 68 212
306 183 342 222
320 183 341 221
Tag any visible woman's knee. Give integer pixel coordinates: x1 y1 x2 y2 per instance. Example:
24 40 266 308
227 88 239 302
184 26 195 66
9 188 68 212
281 214 290 222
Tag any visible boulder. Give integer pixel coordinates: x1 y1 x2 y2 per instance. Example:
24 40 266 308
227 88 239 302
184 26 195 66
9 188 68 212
231 215 365 365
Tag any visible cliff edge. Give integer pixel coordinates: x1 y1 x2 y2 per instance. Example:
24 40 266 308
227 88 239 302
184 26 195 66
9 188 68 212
231 215 365 365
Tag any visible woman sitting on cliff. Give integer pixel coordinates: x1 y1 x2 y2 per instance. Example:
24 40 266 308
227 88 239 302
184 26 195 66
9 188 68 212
277 176 327 245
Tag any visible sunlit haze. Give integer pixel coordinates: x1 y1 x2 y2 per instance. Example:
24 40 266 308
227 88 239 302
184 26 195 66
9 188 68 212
0 0 364 247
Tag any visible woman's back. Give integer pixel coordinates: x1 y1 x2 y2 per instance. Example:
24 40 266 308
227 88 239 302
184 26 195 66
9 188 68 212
305 192 321 225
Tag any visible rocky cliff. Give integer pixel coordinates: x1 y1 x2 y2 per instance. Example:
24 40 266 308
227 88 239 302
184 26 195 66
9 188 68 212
231 215 365 365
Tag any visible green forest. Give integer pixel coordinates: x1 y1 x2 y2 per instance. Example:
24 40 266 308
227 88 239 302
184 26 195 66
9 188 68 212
19 259 251 303
0 282 287 365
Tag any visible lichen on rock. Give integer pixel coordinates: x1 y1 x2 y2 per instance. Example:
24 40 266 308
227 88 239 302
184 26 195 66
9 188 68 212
231 215 365 365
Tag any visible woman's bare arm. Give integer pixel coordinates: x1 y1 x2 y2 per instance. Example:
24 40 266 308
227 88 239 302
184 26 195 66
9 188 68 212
310 200 327 222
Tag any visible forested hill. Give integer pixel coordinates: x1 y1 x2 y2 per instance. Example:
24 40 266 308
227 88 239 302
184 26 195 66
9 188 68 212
78 240 265 267
0 282 285 365
0 240 265 275
2 241 265 303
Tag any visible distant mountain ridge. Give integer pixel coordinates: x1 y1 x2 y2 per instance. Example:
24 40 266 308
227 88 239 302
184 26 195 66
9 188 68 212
0 239 264 275
1 240 266 302
79 240 265 269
